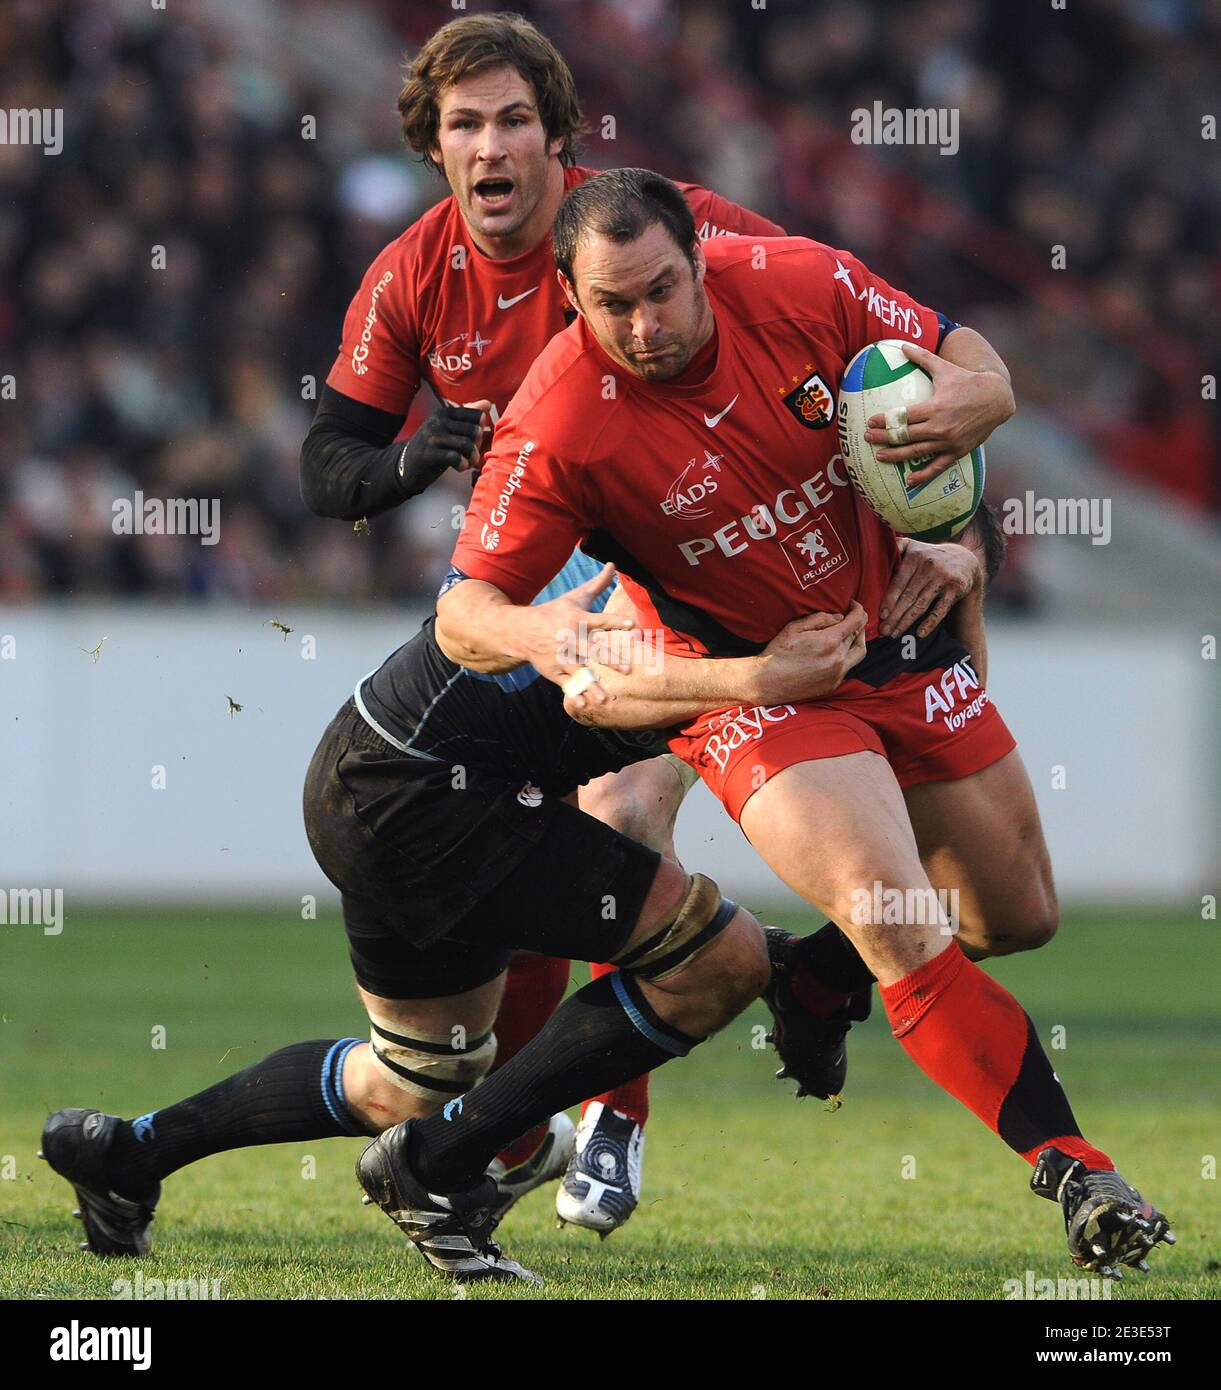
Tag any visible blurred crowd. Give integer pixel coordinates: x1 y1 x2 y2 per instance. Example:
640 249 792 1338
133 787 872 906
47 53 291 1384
1 0 1217 604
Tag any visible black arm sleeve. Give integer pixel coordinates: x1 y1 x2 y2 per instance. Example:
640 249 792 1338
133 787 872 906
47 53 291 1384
299 385 409 521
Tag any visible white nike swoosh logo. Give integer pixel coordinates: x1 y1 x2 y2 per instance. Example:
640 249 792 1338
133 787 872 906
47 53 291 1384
497 287 539 310
703 393 739 428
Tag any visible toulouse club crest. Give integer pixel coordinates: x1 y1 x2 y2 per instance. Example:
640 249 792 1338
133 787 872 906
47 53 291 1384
782 370 835 429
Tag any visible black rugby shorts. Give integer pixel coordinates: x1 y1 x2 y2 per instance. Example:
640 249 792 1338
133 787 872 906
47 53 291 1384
303 700 659 998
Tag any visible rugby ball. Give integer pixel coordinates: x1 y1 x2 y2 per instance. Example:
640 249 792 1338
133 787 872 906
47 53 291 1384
837 339 984 540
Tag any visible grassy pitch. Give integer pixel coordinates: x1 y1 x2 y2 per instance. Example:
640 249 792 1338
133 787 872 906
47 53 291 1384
2 907 1216 1301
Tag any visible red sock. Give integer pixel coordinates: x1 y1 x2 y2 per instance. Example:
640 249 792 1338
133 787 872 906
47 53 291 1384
581 961 650 1126
879 945 1112 1170
492 952 571 1169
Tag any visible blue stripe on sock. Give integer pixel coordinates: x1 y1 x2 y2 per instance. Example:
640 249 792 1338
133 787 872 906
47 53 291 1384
611 973 692 1058
321 1038 365 1135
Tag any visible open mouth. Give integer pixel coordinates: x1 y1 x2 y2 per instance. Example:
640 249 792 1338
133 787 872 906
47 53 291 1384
473 177 515 209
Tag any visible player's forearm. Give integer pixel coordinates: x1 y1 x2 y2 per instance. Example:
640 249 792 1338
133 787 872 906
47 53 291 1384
937 327 1015 427
639 649 765 706
935 329 1011 584
435 581 528 673
299 386 408 520
938 326 1011 385
300 427 408 520
570 652 765 731
568 689 719 731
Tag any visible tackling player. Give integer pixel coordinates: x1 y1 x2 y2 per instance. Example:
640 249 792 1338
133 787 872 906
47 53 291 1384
41 578 871 1283
298 10 787 1232
432 169 1175 1279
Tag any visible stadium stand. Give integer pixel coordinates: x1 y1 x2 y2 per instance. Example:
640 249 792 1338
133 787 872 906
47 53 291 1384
1 0 1216 605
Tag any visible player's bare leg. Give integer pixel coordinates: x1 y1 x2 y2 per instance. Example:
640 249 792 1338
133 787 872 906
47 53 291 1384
740 753 945 983
903 749 1059 959
557 756 694 1233
739 751 1173 1277
578 755 688 860
761 752 1054 1100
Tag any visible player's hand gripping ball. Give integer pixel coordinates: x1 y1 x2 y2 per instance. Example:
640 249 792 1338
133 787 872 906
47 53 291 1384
838 339 984 540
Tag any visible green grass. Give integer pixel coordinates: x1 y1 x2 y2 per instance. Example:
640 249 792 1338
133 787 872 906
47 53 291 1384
1 908 1217 1300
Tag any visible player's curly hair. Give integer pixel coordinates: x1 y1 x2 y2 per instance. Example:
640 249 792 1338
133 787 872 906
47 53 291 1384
398 12 587 176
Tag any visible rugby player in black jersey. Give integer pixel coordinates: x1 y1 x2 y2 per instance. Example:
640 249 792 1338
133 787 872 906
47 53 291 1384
41 568 881 1283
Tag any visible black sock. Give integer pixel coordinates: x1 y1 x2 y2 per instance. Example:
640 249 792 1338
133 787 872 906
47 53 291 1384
409 973 699 1192
106 1039 368 1198
796 921 876 995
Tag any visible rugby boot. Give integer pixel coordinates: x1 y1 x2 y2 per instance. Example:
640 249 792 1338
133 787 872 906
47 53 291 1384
1031 1145 1175 1279
357 1118 541 1284
40 1108 159 1257
555 1102 644 1236
762 927 871 1104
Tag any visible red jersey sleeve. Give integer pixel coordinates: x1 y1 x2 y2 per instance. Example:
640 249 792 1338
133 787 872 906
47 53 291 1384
450 416 596 605
325 243 421 416
818 244 942 361
680 182 787 240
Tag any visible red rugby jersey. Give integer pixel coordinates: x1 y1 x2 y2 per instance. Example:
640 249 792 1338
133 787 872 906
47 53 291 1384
450 236 946 653
325 165 785 423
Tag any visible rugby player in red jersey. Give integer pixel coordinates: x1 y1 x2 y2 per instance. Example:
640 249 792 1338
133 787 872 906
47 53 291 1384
298 12 789 1235
425 169 1174 1278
